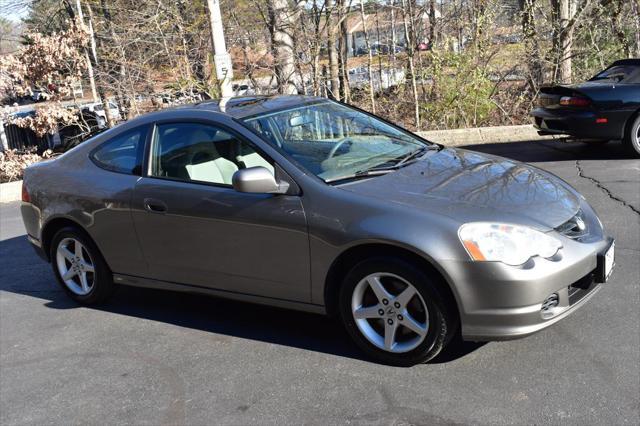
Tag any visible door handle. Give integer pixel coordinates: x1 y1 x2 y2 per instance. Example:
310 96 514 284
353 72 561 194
144 198 167 214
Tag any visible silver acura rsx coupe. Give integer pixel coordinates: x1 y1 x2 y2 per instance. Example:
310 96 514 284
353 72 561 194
21 96 615 366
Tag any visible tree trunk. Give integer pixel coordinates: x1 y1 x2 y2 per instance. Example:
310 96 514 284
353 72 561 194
520 0 544 90
325 0 341 100
374 5 384 84
633 0 640 57
100 0 138 118
230 9 260 94
402 0 419 128
75 0 98 102
428 0 437 48
389 0 397 64
611 0 631 58
338 0 350 102
268 0 297 94
360 0 376 113
80 2 114 127
551 0 577 84
310 0 323 96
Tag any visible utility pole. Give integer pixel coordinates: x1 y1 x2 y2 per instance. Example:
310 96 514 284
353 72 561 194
206 0 234 97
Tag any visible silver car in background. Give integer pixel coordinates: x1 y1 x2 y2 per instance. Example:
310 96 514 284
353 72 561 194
80 101 121 128
20 96 615 366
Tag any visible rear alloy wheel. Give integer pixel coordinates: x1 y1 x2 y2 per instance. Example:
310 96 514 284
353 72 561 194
50 227 115 304
56 237 96 296
624 114 640 157
339 257 456 366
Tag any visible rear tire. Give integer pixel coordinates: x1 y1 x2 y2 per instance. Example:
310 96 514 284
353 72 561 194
50 226 115 305
338 257 457 366
623 114 640 157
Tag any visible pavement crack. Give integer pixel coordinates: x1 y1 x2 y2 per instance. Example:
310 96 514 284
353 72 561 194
576 160 640 216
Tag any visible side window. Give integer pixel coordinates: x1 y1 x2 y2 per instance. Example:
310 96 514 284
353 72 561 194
149 122 274 185
91 127 147 174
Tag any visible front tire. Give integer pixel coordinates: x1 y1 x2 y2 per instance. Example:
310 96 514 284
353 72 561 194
339 257 457 366
50 227 115 305
623 114 640 157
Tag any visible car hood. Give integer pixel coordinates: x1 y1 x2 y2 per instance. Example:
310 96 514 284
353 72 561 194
339 148 581 230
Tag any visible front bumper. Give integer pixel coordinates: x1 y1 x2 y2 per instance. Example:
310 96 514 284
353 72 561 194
441 236 613 341
530 108 622 140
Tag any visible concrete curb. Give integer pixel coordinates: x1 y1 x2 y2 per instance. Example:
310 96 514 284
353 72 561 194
417 124 564 147
0 180 22 203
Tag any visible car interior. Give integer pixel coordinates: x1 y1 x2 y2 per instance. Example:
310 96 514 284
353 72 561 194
151 124 274 185
246 112 415 181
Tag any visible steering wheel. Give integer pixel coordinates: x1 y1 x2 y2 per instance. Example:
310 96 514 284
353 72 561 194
328 137 354 159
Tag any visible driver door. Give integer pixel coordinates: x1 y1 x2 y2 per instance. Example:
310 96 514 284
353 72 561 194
131 120 310 302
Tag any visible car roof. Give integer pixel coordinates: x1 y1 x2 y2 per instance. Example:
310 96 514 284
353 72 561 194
610 59 640 67
171 95 328 119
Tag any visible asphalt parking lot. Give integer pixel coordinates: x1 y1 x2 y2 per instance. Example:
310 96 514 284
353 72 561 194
1 139 639 425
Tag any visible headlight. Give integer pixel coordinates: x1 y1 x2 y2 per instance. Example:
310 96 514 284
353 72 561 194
458 223 562 266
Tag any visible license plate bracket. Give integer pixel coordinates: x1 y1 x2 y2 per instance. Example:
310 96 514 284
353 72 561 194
595 238 615 283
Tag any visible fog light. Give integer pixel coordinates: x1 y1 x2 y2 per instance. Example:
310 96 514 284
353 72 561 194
541 293 559 312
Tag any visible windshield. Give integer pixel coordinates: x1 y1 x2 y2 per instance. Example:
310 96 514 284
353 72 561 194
242 101 430 182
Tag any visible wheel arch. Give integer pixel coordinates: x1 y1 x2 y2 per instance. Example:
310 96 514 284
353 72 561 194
41 217 100 263
323 243 461 323
624 107 640 139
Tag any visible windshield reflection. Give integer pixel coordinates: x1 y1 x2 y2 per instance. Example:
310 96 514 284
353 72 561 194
242 101 428 182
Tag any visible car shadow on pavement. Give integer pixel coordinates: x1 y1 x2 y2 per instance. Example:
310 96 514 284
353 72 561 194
0 234 484 365
462 139 632 163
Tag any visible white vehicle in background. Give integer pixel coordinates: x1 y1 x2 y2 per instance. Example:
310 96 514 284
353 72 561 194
232 82 256 96
80 101 121 128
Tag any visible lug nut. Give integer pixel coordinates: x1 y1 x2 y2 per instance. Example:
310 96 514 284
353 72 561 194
397 314 403 321
378 309 384 316
387 319 394 325
382 299 389 305
394 302 400 308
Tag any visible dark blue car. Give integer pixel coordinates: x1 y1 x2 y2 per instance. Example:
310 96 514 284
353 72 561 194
531 59 640 157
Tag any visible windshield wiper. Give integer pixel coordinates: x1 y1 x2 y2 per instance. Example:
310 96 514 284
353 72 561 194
326 145 441 184
363 145 439 173
395 145 434 166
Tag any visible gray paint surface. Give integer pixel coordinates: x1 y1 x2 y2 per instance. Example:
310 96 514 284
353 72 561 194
1 139 638 425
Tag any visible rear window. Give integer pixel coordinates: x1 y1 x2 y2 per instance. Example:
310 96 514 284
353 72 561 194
591 65 640 83
90 127 147 175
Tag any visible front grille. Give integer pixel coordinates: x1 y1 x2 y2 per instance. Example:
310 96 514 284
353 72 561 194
556 210 589 240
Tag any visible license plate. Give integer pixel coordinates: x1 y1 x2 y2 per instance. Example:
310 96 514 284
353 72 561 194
604 241 615 281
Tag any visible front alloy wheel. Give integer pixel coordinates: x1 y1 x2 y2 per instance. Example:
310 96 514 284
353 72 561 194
339 257 457 366
352 273 429 353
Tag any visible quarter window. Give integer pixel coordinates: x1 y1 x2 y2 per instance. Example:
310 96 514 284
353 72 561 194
149 122 274 185
91 127 147 174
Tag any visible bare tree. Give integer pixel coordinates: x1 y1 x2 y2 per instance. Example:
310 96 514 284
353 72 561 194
359 0 376 113
550 0 591 84
401 0 420 127
520 0 544 90
267 0 297 94
325 0 341 100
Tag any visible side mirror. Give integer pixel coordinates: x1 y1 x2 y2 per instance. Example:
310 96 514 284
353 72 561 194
232 167 290 194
